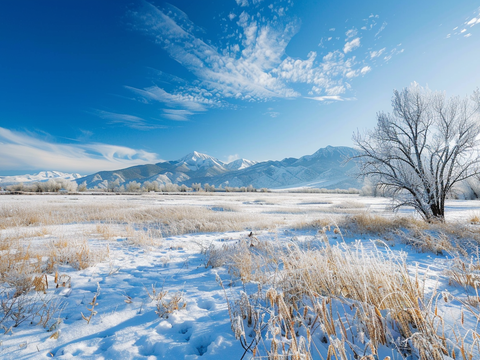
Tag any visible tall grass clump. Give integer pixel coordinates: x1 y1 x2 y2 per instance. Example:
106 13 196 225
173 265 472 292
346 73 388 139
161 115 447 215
0 231 107 332
212 234 479 359
294 213 480 256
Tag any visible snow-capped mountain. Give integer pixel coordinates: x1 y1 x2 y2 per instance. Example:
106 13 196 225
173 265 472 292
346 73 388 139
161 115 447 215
0 171 83 186
175 151 226 171
173 151 228 176
225 159 258 171
75 146 360 190
208 146 360 189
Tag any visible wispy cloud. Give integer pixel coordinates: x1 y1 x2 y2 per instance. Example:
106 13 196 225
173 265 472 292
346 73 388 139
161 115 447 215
162 109 194 121
305 95 345 102
235 0 249 7
370 47 386 58
375 22 387 37
227 154 239 163
125 85 214 112
449 7 480 38
360 66 371 75
264 110 280 118
343 37 360 53
94 110 165 130
345 28 357 38
129 1 398 109
383 45 404 61
0 127 162 173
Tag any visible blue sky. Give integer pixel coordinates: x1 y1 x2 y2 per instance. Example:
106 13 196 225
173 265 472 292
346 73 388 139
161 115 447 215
1 0 479 175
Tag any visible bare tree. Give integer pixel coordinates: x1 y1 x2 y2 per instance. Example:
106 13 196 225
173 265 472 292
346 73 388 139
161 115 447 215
353 83 480 222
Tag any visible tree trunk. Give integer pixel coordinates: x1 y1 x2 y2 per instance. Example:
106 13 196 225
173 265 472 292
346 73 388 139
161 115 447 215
429 203 445 222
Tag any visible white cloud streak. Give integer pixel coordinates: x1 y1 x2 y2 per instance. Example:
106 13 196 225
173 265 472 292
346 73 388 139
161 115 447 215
449 7 480 38
94 110 165 130
305 95 345 102
0 127 162 174
375 22 387 37
162 109 194 121
370 47 386 58
126 85 213 112
383 46 404 61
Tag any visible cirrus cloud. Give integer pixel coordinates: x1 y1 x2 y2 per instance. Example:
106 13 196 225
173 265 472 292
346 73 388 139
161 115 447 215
128 1 398 114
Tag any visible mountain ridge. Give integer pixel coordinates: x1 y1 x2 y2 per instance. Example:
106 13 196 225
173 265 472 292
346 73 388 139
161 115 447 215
76 146 360 190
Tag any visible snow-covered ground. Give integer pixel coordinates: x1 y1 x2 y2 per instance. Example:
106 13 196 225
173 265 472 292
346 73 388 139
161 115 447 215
1 193 480 359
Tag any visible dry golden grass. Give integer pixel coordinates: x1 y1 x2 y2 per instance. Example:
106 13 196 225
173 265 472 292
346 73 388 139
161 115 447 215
0 196 279 335
0 236 107 283
0 199 277 288
291 217 337 230
3 194 480 357
447 256 480 288
292 213 480 256
338 213 427 234
469 213 480 225
0 203 275 235
0 226 105 332
446 256 480 311
145 284 187 319
213 234 480 360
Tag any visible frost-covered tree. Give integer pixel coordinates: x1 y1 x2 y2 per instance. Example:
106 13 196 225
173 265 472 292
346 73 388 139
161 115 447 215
191 183 202 192
142 181 156 192
78 181 87 192
353 83 480 222
204 183 215 192
126 181 141 192
161 183 180 192
108 179 121 192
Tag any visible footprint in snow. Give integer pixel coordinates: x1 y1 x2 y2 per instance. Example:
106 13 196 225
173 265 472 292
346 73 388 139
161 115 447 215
189 335 212 356
196 298 216 311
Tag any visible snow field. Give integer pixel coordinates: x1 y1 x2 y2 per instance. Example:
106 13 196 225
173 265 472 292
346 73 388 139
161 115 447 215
1 193 480 359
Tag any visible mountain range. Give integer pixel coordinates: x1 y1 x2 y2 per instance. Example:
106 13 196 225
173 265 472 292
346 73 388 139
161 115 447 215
0 146 361 190
76 146 361 190
0 171 84 186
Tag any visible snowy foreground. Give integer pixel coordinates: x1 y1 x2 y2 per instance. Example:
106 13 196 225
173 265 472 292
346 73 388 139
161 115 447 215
1 193 480 359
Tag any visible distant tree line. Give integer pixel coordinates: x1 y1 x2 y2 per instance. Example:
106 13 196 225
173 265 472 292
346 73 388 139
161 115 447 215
5 179 261 194
6 179 78 193
93 180 260 193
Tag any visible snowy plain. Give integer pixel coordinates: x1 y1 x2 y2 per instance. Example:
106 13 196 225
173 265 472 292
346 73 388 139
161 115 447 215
1 192 480 359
